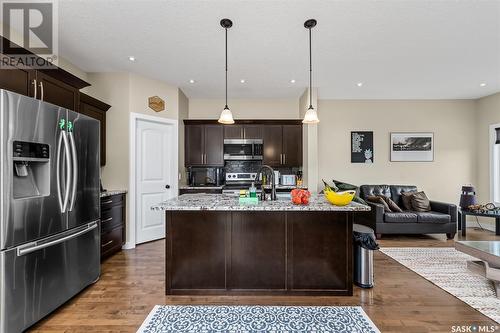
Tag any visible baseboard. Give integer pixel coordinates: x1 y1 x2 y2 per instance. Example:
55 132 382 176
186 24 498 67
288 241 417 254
122 242 136 250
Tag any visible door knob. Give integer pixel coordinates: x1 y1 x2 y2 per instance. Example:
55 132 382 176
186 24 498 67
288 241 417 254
165 185 171 189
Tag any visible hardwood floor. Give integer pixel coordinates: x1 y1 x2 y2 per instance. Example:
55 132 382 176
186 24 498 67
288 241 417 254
30 228 500 333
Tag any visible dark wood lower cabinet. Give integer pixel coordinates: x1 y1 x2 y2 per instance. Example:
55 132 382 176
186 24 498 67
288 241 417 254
100 193 126 260
165 210 353 295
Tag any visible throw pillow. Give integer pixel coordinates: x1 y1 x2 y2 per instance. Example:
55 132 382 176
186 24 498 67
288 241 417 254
381 196 403 212
366 195 392 212
411 191 431 212
332 179 368 205
401 191 416 210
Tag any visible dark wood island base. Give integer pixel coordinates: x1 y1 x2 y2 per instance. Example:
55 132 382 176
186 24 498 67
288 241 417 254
165 210 355 296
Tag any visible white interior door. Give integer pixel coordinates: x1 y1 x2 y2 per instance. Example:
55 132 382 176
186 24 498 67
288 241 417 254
135 118 176 244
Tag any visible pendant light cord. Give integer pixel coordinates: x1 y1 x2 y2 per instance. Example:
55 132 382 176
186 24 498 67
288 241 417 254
309 27 313 108
225 27 228 108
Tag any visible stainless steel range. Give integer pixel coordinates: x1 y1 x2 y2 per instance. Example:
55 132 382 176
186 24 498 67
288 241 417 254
0 90 100 333
223 172 258 195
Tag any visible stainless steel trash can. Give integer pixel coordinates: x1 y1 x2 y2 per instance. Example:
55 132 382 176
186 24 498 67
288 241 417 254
353 224 379 288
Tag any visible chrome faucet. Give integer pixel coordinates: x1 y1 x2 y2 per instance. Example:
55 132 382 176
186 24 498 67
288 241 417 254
256 165 277 201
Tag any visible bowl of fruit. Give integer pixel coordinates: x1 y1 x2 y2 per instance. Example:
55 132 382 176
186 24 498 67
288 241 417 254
291 189 311 205
324 188 355 206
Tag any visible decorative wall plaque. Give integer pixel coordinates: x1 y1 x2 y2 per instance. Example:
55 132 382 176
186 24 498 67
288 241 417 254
148 96 165 112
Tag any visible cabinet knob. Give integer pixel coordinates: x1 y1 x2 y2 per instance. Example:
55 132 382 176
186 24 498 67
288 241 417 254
165 185 171 189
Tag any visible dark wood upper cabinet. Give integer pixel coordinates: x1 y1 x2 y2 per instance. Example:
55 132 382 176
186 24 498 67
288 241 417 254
79 93 111 166
0 55 36 96
0 36 90 111
204 125 224 166
36 71 79 111
282 125 302 167
243 125 262 139
185 125 205 166
223 125 243 139
224 124 262 140
186 120 302 168
263 125 283 167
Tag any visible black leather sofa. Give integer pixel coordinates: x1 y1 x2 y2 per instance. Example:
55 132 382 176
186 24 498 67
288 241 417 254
356 185 457 239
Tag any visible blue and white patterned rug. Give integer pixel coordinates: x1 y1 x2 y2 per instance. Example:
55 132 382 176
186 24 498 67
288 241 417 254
137 305 380 333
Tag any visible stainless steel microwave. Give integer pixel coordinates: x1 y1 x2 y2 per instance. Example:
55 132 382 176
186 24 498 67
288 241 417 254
223 139 263 161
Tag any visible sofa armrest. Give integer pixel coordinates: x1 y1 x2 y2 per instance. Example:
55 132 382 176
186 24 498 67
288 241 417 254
430 201 457 223
366 201 385 223
353 201 384 231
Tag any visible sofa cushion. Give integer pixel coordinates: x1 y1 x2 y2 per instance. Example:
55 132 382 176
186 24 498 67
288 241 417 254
384 212 418 223
411 191 431 212
401 191 416 210
382 197 403 212
390 185 418 209
415 211 450 223
367 195 392 212
360 185 391 201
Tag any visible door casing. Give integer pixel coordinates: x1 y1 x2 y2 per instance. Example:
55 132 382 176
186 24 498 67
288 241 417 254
128 113 178 249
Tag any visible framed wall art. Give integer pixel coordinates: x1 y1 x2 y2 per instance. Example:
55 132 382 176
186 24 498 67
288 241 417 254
390 132 434 162
351 131 373 163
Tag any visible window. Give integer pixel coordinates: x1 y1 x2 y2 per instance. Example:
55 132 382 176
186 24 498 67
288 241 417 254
491 125 500 204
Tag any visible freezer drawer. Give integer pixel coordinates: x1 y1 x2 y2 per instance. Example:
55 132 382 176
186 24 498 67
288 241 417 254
0 222 100 333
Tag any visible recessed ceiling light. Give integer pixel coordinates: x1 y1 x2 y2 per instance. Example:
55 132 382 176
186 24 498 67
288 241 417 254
480 82 487 87
240 79 246 83
189 79 196 84
128 56 135 62
357 82 363 87
290 79 296 83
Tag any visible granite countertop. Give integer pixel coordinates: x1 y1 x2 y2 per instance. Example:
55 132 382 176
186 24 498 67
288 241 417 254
151 193 370 212
101 190 127 198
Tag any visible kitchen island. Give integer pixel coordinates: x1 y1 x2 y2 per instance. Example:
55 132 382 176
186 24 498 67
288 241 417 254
152 193 370 296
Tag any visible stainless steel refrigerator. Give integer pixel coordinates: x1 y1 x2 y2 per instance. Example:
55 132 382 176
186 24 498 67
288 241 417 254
0 89 100 333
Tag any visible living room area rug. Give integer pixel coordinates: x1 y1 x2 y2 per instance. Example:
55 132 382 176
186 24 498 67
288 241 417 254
137 305 380 333
380 247 500 323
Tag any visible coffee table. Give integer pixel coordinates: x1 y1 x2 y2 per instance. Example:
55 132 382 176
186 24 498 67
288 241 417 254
455 241 500 298
458 208 500 236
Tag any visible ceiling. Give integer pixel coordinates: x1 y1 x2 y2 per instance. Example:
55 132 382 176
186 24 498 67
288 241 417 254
58 0 500 99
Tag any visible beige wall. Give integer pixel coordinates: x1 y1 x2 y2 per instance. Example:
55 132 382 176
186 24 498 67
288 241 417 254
86 72 181 245
178 90 189 185
317 100 477 204
189 98 299 119
476 92 500 203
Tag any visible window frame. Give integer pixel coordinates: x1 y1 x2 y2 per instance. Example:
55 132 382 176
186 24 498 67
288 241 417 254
489 123 500 205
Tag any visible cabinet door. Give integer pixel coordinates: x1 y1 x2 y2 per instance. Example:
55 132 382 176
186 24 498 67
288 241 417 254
224 125 243 139
36 71 79 111
204 125 224 166
185 125 205 166
243 125 262 139
0 56 36 96
79 101 106 166
263 125 283 167
282 125 303 167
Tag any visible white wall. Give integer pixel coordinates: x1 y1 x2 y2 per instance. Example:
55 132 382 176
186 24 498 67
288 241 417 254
189 98 299 119
476 92 500 203
317 100 477 204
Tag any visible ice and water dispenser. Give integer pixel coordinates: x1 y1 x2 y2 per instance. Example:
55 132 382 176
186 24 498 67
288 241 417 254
12 141 50 199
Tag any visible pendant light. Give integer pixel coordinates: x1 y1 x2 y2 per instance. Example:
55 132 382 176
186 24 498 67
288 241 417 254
303 19 319 124
218 18 235 124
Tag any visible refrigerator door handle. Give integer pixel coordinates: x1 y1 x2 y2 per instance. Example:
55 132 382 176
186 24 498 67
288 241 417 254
68 131 78 211
16 222 98 256
56 131 64 212
62 131 72 213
